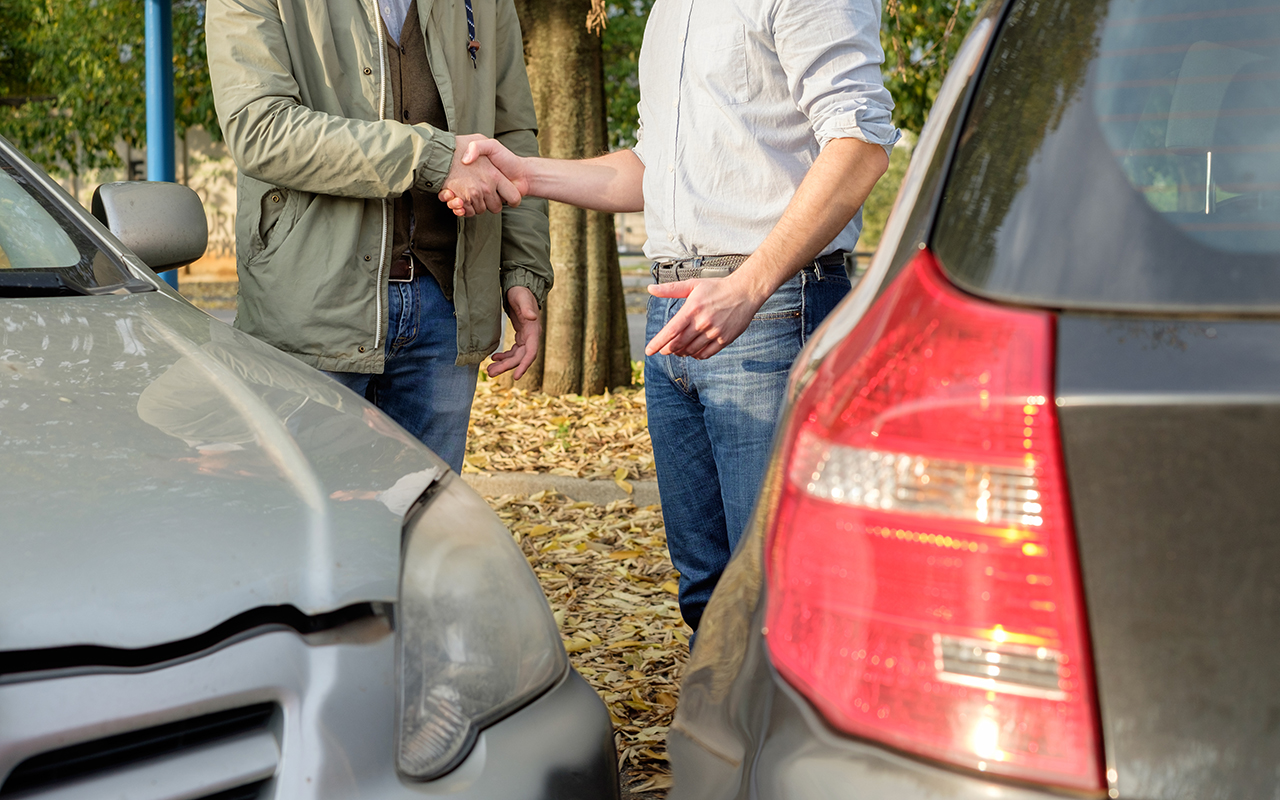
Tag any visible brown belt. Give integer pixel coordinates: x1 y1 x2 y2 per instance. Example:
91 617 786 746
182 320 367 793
653 251 846 284
389 253 415 282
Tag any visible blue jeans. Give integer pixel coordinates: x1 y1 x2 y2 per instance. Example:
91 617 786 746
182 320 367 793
645 262 851 630
325 275 478 473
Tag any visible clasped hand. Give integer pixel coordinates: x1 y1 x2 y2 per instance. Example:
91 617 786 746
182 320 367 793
437 136 529 217
440 133 523 216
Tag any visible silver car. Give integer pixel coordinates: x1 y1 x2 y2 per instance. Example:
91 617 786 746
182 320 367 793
0 136 619 800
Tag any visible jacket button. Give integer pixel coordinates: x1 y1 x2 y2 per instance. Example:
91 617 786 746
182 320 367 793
363 67 372 75
425 180 433 188
270 194 280 203
364 255 371 261
358 346 366 353
402 110 410 120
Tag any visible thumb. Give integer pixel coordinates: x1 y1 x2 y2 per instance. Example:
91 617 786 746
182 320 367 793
461 138 497 166
648 279 701 299
516 293 540 319
461 140 483 166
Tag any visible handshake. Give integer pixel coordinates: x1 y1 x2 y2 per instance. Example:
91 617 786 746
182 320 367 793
435 133 528 217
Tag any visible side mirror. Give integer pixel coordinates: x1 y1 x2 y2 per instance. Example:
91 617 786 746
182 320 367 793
91 182 208 273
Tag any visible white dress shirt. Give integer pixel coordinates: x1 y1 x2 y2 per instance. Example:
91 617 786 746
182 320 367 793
632 0 900 262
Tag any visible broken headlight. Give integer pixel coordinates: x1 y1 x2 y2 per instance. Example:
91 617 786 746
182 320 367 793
396 475 567 780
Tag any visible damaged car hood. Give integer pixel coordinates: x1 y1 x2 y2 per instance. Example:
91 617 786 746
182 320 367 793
0 293 446 653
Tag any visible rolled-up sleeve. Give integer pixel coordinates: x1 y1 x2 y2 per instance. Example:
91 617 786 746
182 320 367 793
772 0 901 156
631 113 646 165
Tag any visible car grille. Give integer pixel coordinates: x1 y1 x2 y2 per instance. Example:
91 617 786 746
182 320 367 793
0 703 277 799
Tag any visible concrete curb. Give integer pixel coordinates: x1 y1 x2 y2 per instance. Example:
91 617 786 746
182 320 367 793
462 472 661 508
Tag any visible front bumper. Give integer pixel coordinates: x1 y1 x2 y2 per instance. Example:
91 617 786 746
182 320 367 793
0 618 618 799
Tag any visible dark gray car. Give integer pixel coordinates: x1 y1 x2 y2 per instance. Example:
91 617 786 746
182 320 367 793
0 137 619 800
669 0 1280 797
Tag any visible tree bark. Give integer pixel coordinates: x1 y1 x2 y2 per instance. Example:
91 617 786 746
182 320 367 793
510 0 631 395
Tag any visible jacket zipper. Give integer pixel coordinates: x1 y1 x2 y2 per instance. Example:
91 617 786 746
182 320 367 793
371 0 390 351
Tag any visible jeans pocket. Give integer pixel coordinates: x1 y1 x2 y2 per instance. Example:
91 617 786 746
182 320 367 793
803 268 854 340
753 276 803 321
752 307 801 321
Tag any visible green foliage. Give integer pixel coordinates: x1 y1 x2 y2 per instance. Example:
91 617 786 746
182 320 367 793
881 0 984 134
1 0 43 99
601 0 653 150
0 0 217 176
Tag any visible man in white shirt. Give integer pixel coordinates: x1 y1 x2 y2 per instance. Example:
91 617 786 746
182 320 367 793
444 0 898 632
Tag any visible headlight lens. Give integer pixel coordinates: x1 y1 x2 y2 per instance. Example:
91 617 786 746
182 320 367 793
396 475 567 780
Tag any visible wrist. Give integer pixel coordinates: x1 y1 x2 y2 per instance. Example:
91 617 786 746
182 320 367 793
728 260 781 308
522 157 547 198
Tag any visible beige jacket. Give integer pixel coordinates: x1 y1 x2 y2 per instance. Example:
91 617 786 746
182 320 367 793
206 0 551 372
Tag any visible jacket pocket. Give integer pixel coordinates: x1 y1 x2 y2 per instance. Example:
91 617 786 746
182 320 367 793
246 186 299 267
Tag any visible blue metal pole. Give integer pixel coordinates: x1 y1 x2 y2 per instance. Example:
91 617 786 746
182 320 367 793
145 0 179 289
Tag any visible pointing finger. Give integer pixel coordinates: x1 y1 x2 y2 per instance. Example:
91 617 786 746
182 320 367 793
648 279 701 299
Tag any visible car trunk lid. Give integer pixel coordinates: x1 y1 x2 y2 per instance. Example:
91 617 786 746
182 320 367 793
1057 314 1280 798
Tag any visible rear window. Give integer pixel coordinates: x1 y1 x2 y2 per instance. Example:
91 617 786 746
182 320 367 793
933 0 1280 311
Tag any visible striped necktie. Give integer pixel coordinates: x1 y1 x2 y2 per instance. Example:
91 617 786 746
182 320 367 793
464 0 479 67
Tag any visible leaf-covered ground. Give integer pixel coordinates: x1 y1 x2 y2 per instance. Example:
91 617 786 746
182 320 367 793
493 491 682 794
468 372 681 796
464 368 656 481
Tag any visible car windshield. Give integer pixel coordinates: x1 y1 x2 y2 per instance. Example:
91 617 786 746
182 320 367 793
934 0 1280 311
0 168 81 269
0 152 137 291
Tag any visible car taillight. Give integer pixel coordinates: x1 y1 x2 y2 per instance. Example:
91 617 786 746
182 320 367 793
765 250 1102 791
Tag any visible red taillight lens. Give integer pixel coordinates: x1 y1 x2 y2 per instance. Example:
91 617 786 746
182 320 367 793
765 251 1102 790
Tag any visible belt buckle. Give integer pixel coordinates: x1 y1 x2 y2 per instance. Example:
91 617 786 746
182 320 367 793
389 255 414 283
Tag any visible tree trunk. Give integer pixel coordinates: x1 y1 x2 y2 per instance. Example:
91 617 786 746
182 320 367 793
510 0 631 395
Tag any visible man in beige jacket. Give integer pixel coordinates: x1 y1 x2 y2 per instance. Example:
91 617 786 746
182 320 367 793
206 0 551 471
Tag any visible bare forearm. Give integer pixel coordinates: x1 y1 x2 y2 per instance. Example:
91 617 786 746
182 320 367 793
524 149 645 213
731 138 889 304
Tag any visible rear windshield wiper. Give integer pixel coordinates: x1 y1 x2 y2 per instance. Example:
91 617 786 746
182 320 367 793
0 271 154 298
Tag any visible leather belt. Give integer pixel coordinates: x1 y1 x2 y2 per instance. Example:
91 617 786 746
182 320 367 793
389 253 415 282
653 251 846 284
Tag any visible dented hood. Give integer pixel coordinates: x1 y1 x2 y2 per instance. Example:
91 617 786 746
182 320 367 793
0 292 446 653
